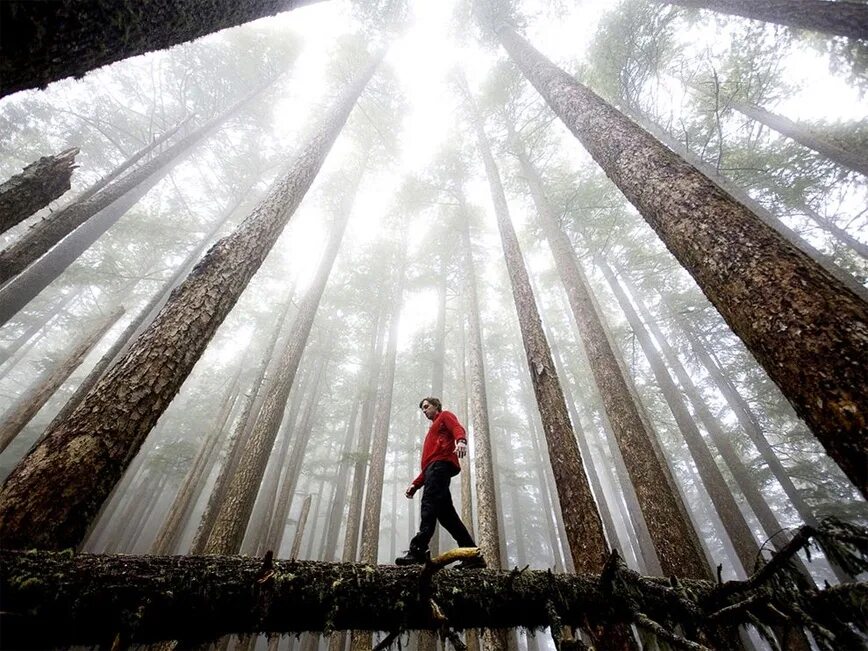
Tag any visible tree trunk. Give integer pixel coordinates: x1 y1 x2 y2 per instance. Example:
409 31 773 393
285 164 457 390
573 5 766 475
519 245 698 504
654 0 868 39
0 54 382 552
510 128 710 580
290 495 313 559
4 545 849 649
189 295 297 554
0 87 269 325
0 291 76 369
458 192 503 574
495 26 868 497
0 0 323 97
0 148 79 233
0 306 123 453
598 258 761 575
623 104 868 306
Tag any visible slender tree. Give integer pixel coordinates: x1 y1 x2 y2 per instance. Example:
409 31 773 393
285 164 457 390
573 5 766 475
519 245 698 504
487 21 868 496
0 148 79 234
0 0 322 97
653 0 868 40
0 52 383 551
509 123 711 580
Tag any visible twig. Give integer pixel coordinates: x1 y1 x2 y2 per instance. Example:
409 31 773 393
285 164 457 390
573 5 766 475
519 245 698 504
634 613 710 651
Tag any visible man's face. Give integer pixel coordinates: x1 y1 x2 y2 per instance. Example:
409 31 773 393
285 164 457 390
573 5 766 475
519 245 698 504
420 401 438 421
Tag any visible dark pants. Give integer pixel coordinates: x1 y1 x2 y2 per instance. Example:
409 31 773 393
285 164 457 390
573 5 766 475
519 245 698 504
410 461 476 552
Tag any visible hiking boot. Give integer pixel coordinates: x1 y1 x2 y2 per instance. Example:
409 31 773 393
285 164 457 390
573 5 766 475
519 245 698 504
455 555 487 570
395 549 426 566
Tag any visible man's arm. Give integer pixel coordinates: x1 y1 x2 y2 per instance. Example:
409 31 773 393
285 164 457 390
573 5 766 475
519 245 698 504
441 411 468 458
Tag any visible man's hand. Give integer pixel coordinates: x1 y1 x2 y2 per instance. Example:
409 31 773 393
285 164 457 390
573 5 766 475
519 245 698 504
405 483 418 499
456 440 468 459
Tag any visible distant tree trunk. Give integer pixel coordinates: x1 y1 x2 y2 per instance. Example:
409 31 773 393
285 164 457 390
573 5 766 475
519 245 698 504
289 495 313 559
458 193 503 574
510 128 710 580
46 193 244 432
189 296 297 554
0 0 323 97
495 26 868 497
623 105 868 306
597 258 761 575
262 359 329 555
0 87 270 325
0 55 381 552
0 306 123 453
653 0 868 39
432 255 448 398
0 291 76 368
0 148 79 233
796 200 868 260
149 355 248 555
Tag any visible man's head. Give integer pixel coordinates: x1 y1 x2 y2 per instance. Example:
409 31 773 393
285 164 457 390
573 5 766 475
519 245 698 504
419 397 442 421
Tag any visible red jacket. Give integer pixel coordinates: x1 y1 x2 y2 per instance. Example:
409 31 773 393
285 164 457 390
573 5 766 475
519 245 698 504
412 410 466 488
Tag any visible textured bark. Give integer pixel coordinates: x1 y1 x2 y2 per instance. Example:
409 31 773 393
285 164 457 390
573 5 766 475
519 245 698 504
0 55 382 552
625 106 868 305
465 98 610 576
0 148 79 234
0 0 323 97
0 306 123 453
458 193 502 574
0 90 267 325
497 26 868 496
204 155 365 556
511 130 710 581
655 0 868 39
598 259 761 575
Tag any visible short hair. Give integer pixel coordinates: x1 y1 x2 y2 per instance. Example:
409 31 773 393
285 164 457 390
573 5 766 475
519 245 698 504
419 397 442 412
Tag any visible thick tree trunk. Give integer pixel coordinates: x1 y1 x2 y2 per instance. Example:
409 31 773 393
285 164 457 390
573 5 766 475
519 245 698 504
0 306 123 453
0 89 269 325
0 54 382 552
496 26 868 496
3 541 854 649
511 130 710 580
0 0 323 97
0 148 79 234
624 105 868 304
654 0 868 39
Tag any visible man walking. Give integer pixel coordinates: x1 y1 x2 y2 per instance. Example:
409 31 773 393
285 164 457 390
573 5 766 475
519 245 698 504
395 397 485 568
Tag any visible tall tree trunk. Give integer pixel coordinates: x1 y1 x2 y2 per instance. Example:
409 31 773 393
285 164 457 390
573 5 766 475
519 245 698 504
510 128 710 580
0 148 79 233
458 192 503 575
46 193 245 433
0 54 382 552
0 0 323 97
462 83 634 650
494 25 868 496
0 291 76 368
189 295 297 554
0 306 123 453
432 254 448 398
204 182 362 555
289 494 313 559
0 87 270 325
654 0 868 39
597 258 761 575
796 200 868 260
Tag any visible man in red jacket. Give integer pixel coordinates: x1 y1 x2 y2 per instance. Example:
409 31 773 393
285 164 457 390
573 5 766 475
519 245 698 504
395 397 485 568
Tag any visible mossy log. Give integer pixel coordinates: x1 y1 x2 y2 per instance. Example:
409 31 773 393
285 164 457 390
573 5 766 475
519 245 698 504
1 534 866 650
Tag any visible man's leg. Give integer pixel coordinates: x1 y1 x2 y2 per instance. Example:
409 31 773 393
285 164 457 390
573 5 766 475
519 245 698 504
408 464 451 554
436 482 476 548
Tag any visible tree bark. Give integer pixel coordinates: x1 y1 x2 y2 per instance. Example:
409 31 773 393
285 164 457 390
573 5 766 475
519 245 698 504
654 0 868 40
0 306 123 453
495 26 868 497
0 0 323 97
289 495 313 559
510 128 710 580
0 53 382 552
0 88 268 325
2 541 856 649
0 148 79 234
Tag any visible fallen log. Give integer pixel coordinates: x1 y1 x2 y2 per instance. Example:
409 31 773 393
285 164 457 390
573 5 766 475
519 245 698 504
0 523 866 650
0 148 79 234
